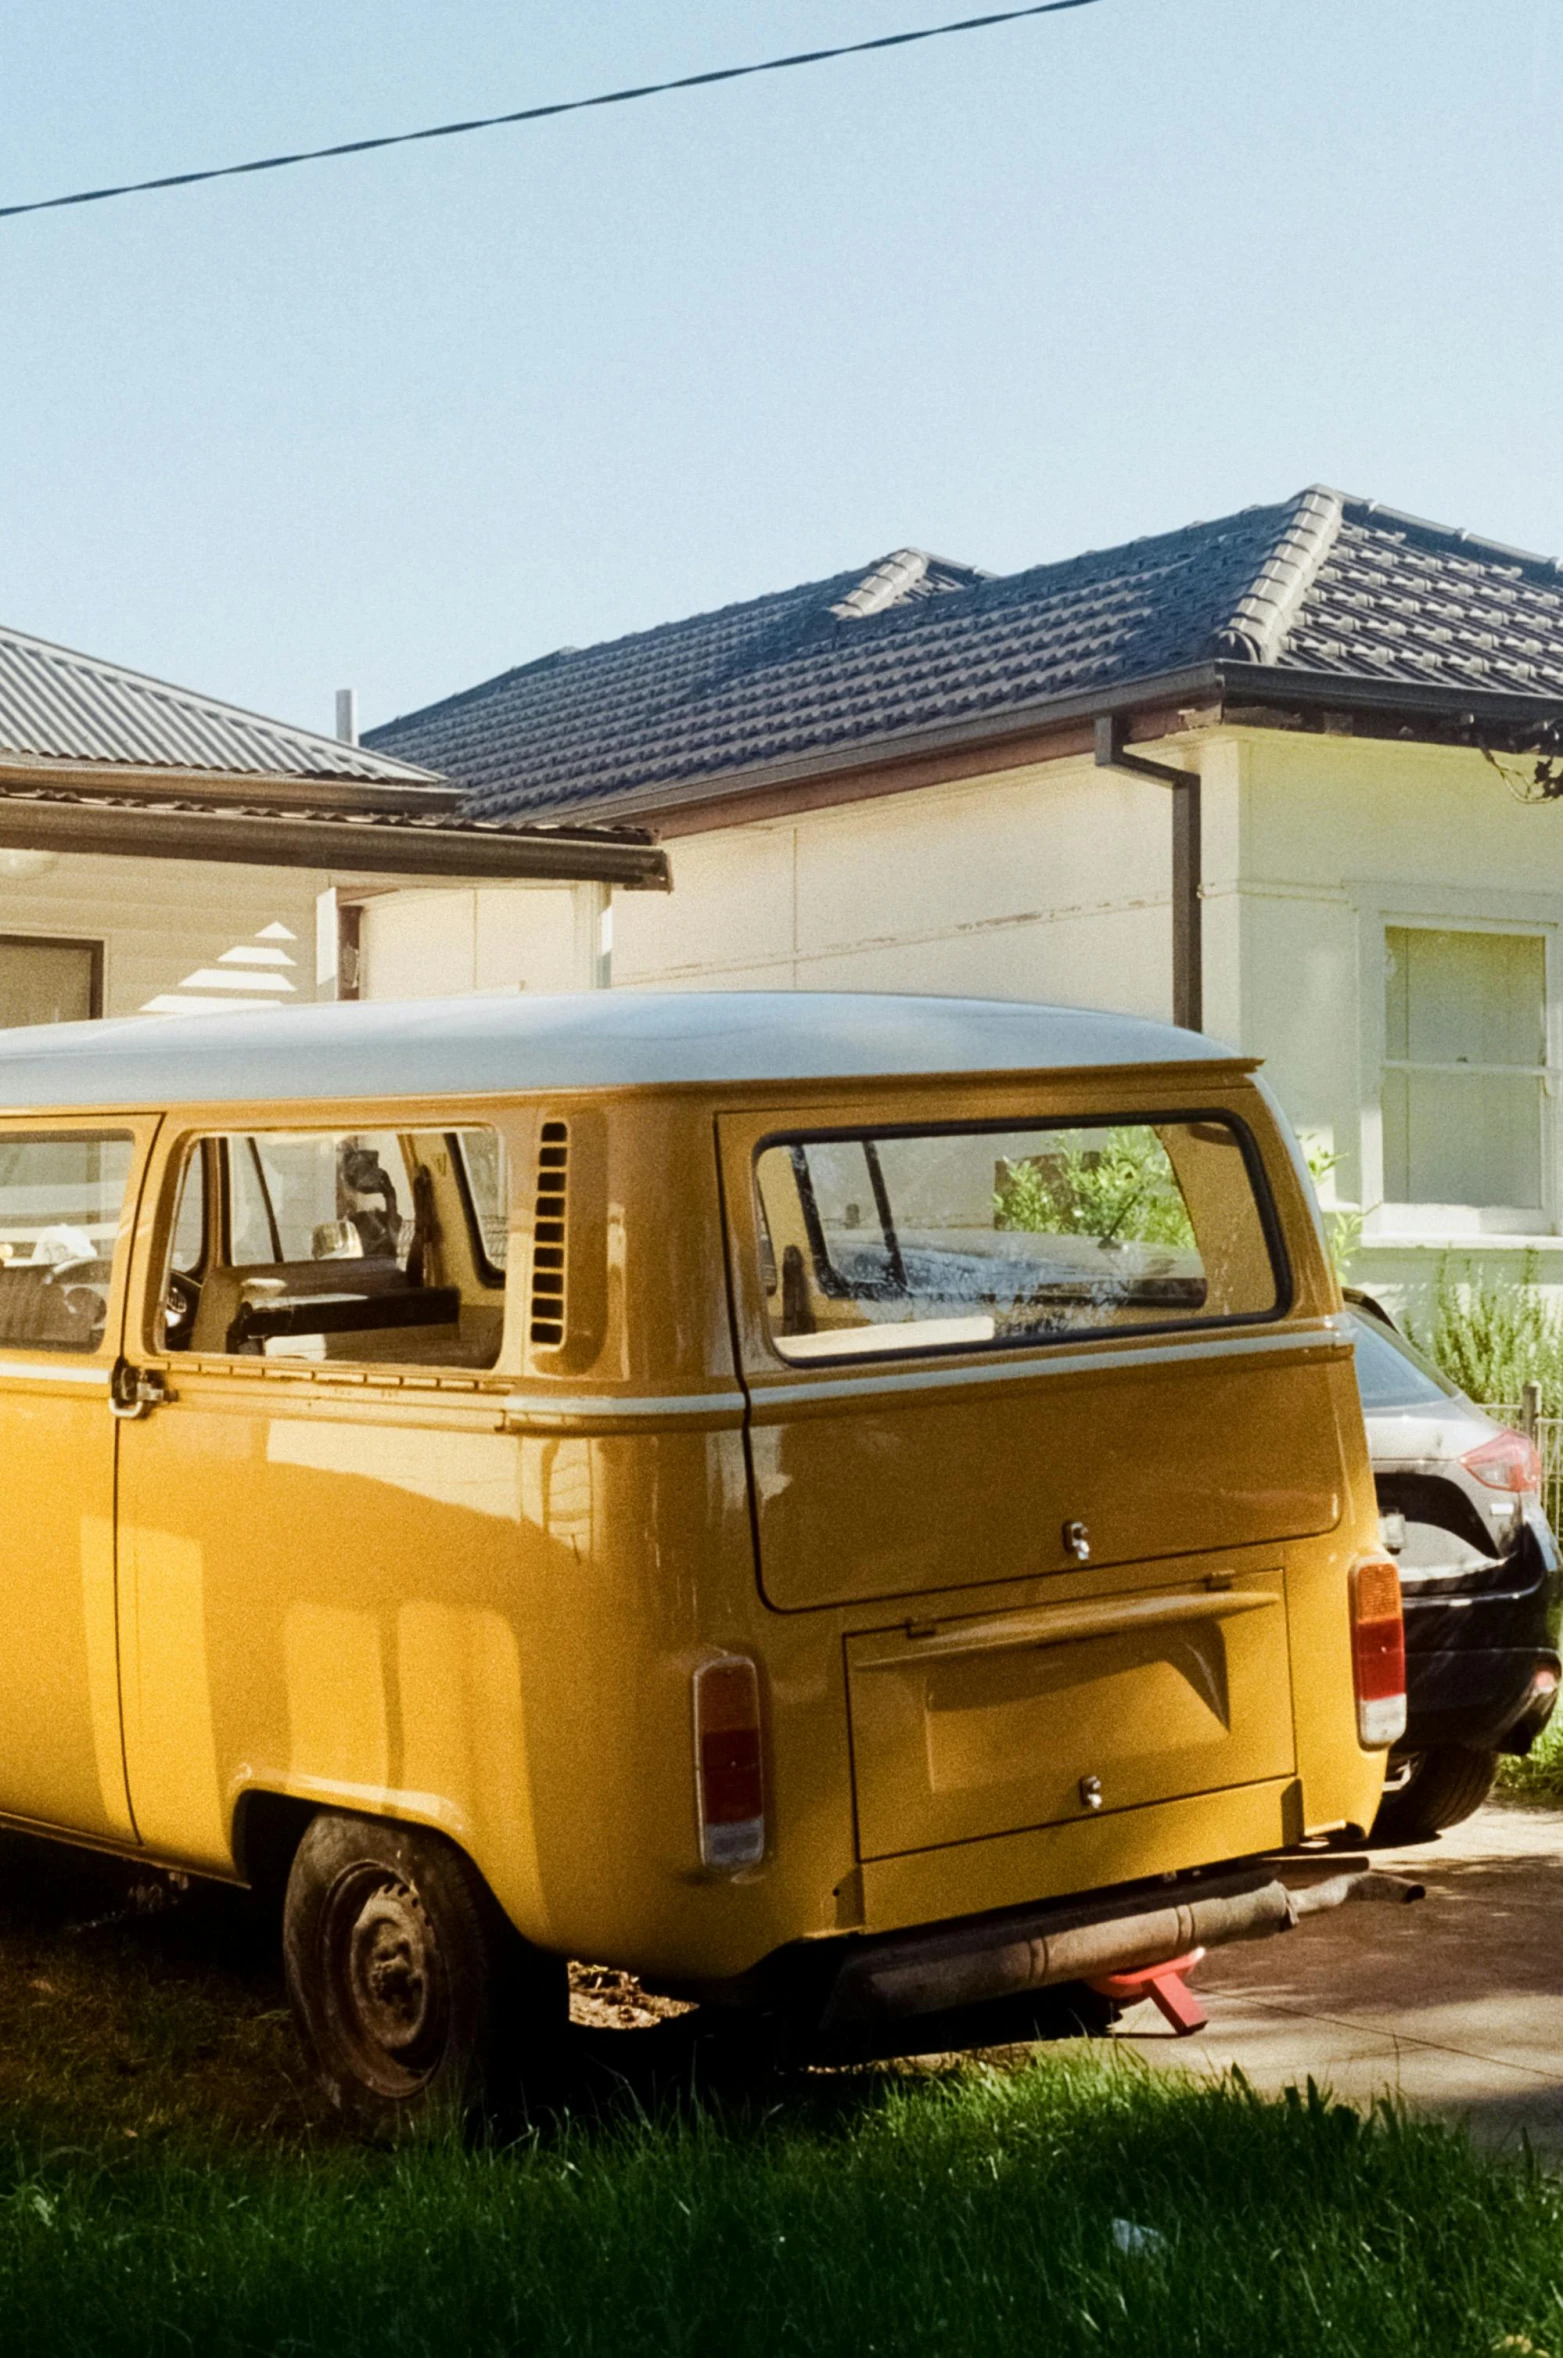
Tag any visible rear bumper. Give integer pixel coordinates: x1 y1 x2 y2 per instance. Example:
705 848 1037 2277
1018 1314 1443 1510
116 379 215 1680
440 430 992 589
820 1860 1423 2028
1401 1512 1563 1755
1402 1645 1561 1754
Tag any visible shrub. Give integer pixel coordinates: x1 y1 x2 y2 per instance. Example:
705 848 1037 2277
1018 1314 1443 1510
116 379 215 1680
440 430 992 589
1406 1256 1563 1415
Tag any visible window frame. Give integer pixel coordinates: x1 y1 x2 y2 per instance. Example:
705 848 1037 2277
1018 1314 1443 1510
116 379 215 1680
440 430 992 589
450 1128 509 1284
0 934 103 1028
150 1121 509 1371
750 1106 1293 1369
1353 898 1559 1240
0 1117 151 1361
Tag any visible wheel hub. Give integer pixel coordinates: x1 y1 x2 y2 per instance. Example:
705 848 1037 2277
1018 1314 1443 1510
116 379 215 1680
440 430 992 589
324 1867 450 2094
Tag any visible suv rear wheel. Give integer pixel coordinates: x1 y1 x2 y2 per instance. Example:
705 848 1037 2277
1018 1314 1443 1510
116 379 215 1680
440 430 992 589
1371 1744 1499 1844
282 1810 566 2130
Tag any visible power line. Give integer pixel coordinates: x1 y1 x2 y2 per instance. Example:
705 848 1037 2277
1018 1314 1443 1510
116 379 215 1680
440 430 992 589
0 0 1104 223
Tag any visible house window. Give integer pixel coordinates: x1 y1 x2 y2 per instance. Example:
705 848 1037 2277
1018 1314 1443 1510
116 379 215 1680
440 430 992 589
1383 926 1546 1211
0 937 102 1031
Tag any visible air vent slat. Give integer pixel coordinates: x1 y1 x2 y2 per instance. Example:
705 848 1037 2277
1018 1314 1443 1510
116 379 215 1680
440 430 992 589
529 1120 569 1347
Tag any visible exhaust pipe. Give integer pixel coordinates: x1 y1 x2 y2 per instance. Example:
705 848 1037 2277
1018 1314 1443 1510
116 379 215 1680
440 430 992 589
823 1867 1422 2026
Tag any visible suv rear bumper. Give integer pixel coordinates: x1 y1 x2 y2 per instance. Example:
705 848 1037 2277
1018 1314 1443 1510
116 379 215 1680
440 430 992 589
1400 1513 1563 1756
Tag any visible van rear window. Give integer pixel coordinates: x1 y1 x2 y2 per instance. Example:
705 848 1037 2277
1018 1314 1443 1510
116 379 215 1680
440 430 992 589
754 1117 1283 1362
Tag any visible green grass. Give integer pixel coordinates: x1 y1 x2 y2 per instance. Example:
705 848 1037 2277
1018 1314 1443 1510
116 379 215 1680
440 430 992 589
0 2056 1561 2357
1 1832 1563 2355
1500 1714 1563 1805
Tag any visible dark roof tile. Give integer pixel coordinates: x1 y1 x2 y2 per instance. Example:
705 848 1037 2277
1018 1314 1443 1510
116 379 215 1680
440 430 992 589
367 493 1563 821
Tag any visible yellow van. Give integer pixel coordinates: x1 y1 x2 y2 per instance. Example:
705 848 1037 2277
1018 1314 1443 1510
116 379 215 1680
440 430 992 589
0 990 1404 2120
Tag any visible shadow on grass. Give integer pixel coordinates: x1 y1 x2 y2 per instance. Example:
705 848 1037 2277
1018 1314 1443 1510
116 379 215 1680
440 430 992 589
0 1826 1137 2160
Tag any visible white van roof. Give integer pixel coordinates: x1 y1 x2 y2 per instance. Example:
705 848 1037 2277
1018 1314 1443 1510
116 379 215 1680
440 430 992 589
0 992 1247 1112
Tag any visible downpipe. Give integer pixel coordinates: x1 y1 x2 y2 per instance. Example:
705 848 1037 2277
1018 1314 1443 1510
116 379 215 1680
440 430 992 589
822 1866 1424 2026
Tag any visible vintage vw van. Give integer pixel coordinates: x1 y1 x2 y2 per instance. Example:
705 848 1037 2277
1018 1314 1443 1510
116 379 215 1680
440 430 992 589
0 991 1403 2118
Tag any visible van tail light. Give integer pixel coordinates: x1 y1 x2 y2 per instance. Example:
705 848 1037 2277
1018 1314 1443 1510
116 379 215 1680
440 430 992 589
693 1656 765 1869
1351 1554 1406 1748
1461 1428 1543 1497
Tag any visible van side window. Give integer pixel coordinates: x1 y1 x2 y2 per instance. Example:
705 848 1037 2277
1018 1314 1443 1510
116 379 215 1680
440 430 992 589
161 1126 507 1371
754 1116 1283 1362
0 1131 135 1353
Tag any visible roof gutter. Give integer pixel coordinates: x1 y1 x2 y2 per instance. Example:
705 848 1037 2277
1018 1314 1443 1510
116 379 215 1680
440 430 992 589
0 793 671 889
0 753 460 818
505 660 1563 837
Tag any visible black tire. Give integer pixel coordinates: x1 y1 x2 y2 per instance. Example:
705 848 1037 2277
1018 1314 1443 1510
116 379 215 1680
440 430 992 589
1371 1744 1500 1844
282 1810 565 2131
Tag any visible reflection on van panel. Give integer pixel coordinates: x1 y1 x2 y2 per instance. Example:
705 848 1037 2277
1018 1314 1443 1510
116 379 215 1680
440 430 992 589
266 1421 522 1523
0 991 1392 2125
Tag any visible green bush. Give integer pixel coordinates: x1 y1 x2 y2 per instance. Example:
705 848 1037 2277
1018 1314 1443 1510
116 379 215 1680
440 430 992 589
1406 1256 1563 1416
994 1129 1193 1249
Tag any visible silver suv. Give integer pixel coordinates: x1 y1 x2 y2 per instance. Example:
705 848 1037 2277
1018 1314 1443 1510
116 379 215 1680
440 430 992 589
1348 1296 1561 1841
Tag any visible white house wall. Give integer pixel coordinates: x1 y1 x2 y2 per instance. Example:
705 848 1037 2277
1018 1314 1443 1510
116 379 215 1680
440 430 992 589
1234 728 1563 1320
0 853 335 1018
357 884 579 999
358 751 1242 1022
618 757 1190 1010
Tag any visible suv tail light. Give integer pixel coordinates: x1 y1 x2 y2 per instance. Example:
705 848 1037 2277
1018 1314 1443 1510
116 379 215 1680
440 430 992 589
693 1656 765 1868
1461 1428 1543 1497
1351 1554 1406 1748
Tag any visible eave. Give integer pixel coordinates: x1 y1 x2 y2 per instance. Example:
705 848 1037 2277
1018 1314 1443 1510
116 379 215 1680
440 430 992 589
0 779 671 888
497 662 1563 840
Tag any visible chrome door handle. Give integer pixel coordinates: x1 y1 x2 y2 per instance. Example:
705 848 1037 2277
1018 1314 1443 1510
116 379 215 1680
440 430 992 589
109 1359 172 1419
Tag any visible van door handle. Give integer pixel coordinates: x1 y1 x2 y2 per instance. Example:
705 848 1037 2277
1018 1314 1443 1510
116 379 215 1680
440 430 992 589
109 1359 172 1420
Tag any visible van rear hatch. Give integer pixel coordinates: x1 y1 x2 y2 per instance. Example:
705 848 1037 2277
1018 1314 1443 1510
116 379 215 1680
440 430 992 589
722 1099 1347 1613
718 1090 1353 1847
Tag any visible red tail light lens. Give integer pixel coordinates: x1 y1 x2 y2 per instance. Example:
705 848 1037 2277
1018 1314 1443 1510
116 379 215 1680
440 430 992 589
1461 1428 1543 1496
1351 1553 1406 1748
693 1655 765 1869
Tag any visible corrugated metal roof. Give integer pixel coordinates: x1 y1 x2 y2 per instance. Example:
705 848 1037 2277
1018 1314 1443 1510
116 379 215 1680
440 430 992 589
0 621 440 788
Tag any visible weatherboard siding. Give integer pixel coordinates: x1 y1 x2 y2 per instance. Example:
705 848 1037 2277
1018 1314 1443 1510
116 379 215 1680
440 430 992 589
612 752 1210 1020
0 855 331 1020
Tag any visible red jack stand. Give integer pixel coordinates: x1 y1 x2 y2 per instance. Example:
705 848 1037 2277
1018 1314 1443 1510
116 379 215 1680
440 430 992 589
1088 1947 1208 2036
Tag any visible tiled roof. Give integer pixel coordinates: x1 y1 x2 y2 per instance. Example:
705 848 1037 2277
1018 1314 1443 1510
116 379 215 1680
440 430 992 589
366 494 1563 822
0 621 439 788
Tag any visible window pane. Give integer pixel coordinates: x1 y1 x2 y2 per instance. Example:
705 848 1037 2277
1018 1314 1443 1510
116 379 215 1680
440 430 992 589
170 1151 205 1275
177 1128 505 1370
755 1118 1278 1362
455 1129 509 1270
1385 927 1544 1068
233 1132 413 1266
0 1131 134 1351
0 940 98 1030
1388 1070 1542 1209
1349 1311 1461 1411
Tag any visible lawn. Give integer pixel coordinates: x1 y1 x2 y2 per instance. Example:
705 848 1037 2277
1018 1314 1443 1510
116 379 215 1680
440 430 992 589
0 1835 1561 2357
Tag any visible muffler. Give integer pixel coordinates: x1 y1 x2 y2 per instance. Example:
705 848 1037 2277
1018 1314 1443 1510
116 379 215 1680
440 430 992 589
823 1866 1423 2026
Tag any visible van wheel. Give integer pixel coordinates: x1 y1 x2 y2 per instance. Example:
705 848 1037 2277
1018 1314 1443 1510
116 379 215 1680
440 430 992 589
282 1811 565 2130
1371 1745 1499 1844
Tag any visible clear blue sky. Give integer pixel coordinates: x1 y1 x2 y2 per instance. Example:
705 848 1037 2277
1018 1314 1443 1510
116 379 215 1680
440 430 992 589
1 1 1558 739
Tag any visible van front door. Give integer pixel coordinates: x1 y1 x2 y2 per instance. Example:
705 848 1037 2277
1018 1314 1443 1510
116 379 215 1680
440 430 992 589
112 1118 522 1875
0 1120 151 1838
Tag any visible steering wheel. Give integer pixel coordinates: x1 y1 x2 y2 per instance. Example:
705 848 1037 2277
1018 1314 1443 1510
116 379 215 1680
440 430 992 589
163 1268 201 1346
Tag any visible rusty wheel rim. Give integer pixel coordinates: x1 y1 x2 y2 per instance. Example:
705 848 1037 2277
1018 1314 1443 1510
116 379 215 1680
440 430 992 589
321 1864 451 2098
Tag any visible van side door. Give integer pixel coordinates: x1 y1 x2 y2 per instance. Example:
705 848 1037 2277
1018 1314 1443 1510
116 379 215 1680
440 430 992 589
0 1117 157 1837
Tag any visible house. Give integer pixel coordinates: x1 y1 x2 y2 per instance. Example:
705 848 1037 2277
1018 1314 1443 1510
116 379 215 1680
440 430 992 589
365 486 1563 1314
0 618 668 1024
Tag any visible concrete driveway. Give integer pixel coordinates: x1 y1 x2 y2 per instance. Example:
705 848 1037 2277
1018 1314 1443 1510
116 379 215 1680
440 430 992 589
1117 1798 1563 2152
